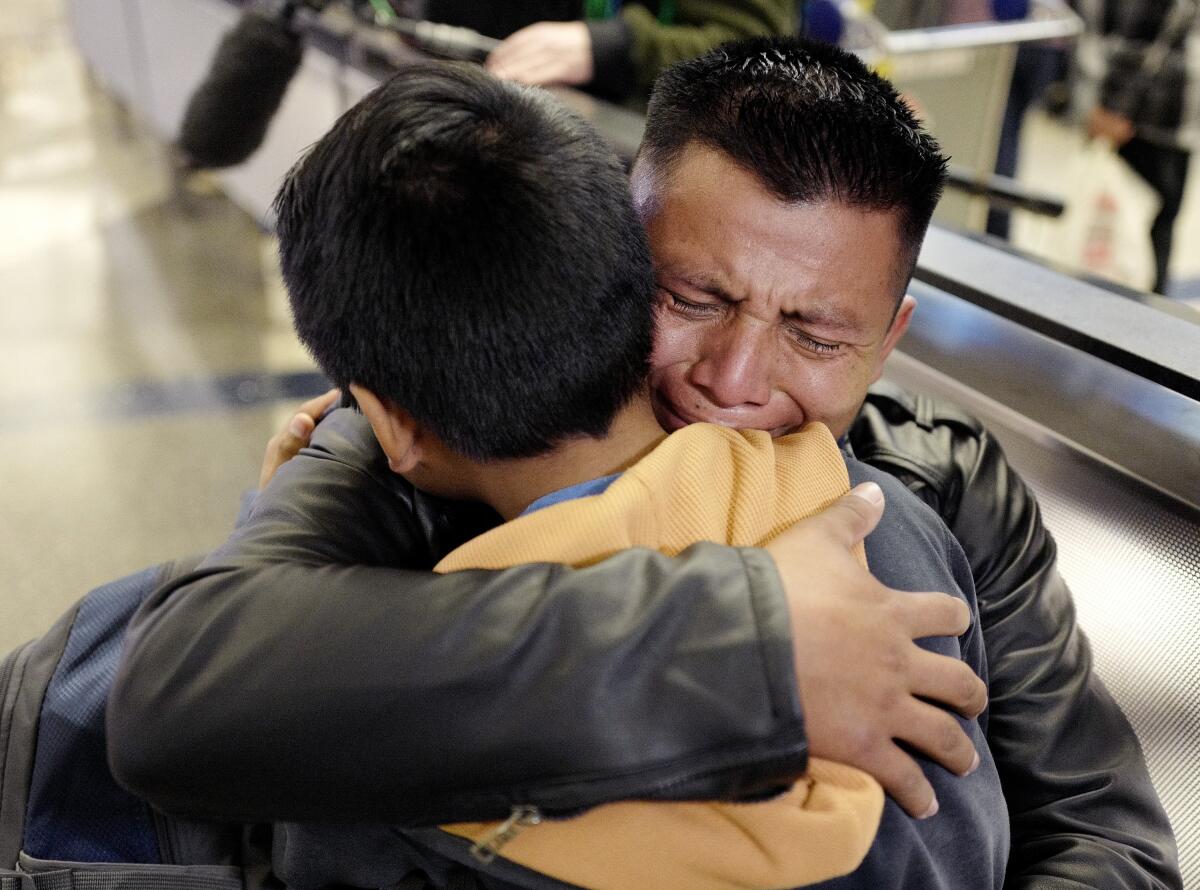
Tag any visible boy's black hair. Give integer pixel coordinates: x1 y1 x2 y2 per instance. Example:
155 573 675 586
641 36 948 273
274 63 654 461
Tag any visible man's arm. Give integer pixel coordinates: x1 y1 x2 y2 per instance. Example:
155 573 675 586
485 0 792 101
956 430 1180 888
852 386 1182 889
108 408 981 824
593 0 793 98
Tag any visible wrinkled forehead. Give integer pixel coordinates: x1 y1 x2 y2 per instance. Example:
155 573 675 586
632 147 911 321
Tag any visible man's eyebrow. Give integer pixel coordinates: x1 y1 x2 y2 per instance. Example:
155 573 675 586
780 305 862 334
662 272 740 303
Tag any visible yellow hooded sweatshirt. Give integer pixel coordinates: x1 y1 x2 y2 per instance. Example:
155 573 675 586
435 422 884 890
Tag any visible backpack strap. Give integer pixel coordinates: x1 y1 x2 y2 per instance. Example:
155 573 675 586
22 565 168 864
3 557 214 872
392 869 484 890
0 608 82 866
1 559 250 889
0 858 243 889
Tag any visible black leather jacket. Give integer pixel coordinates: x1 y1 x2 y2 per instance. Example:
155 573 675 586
850 382 1179 889
109 383 1180 889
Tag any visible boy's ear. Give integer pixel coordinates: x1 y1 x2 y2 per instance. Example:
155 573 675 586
349 384 423 475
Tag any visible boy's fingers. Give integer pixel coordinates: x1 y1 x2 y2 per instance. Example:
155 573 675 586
898 699 982 779
284 412 316 445
766 484 884 560
899 590 972 639
910 648 989 719
259 414 314 490
827 483 885 546
258 390 339 490
770 487 985 816
299 387 341 420
867 745 940 820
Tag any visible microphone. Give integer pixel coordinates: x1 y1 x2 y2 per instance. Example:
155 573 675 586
386 18 501 62
177 3 313 169
177 0 501 169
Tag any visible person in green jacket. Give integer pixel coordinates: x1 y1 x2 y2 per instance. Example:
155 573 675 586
485 0 794 101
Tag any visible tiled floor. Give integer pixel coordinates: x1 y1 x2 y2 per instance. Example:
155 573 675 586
2 3 1197 650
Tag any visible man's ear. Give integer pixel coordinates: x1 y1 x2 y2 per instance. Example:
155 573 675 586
628 156 660 221
349 384 422 475
871 294 916 384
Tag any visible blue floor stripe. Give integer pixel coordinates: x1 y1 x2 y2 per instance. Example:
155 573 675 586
0 370 333 432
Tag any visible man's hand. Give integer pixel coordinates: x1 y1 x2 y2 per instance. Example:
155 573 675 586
766 482 988 820
1088 106 1136 147
486 21 594 88
259 388 340 490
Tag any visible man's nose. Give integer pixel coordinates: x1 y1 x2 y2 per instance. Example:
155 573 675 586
688 319 774 408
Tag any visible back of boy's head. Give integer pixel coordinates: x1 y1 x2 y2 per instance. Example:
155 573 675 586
274 63 654 461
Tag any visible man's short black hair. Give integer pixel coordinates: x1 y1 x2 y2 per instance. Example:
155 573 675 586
274 63 653 461
641 36 948 271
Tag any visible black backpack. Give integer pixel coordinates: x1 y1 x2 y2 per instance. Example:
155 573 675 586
0 559 249 889
0 555 522 890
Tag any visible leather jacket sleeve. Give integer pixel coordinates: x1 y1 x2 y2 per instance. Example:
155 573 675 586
107 409 806 825
850 382 1181 890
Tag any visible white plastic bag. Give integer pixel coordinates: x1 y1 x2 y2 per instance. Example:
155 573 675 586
1019 135 1158 291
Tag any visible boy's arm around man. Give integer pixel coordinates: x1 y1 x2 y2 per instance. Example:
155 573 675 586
109 397 1181 887
108 408 815 824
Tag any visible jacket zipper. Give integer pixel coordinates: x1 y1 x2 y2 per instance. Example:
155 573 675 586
525 740 807 823
648 749 804 798
469 805 542 864
465 748 804 862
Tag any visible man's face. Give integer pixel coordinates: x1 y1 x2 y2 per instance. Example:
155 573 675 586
632 145 915 441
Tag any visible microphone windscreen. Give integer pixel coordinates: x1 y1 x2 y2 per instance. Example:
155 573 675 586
178 12 305 169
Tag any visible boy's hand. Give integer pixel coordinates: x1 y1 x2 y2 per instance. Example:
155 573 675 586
766 483 987 820
259 389 340 490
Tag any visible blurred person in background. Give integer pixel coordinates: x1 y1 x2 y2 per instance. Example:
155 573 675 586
986 40 1072 240
1074 0 1200 295
406 0 793 102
